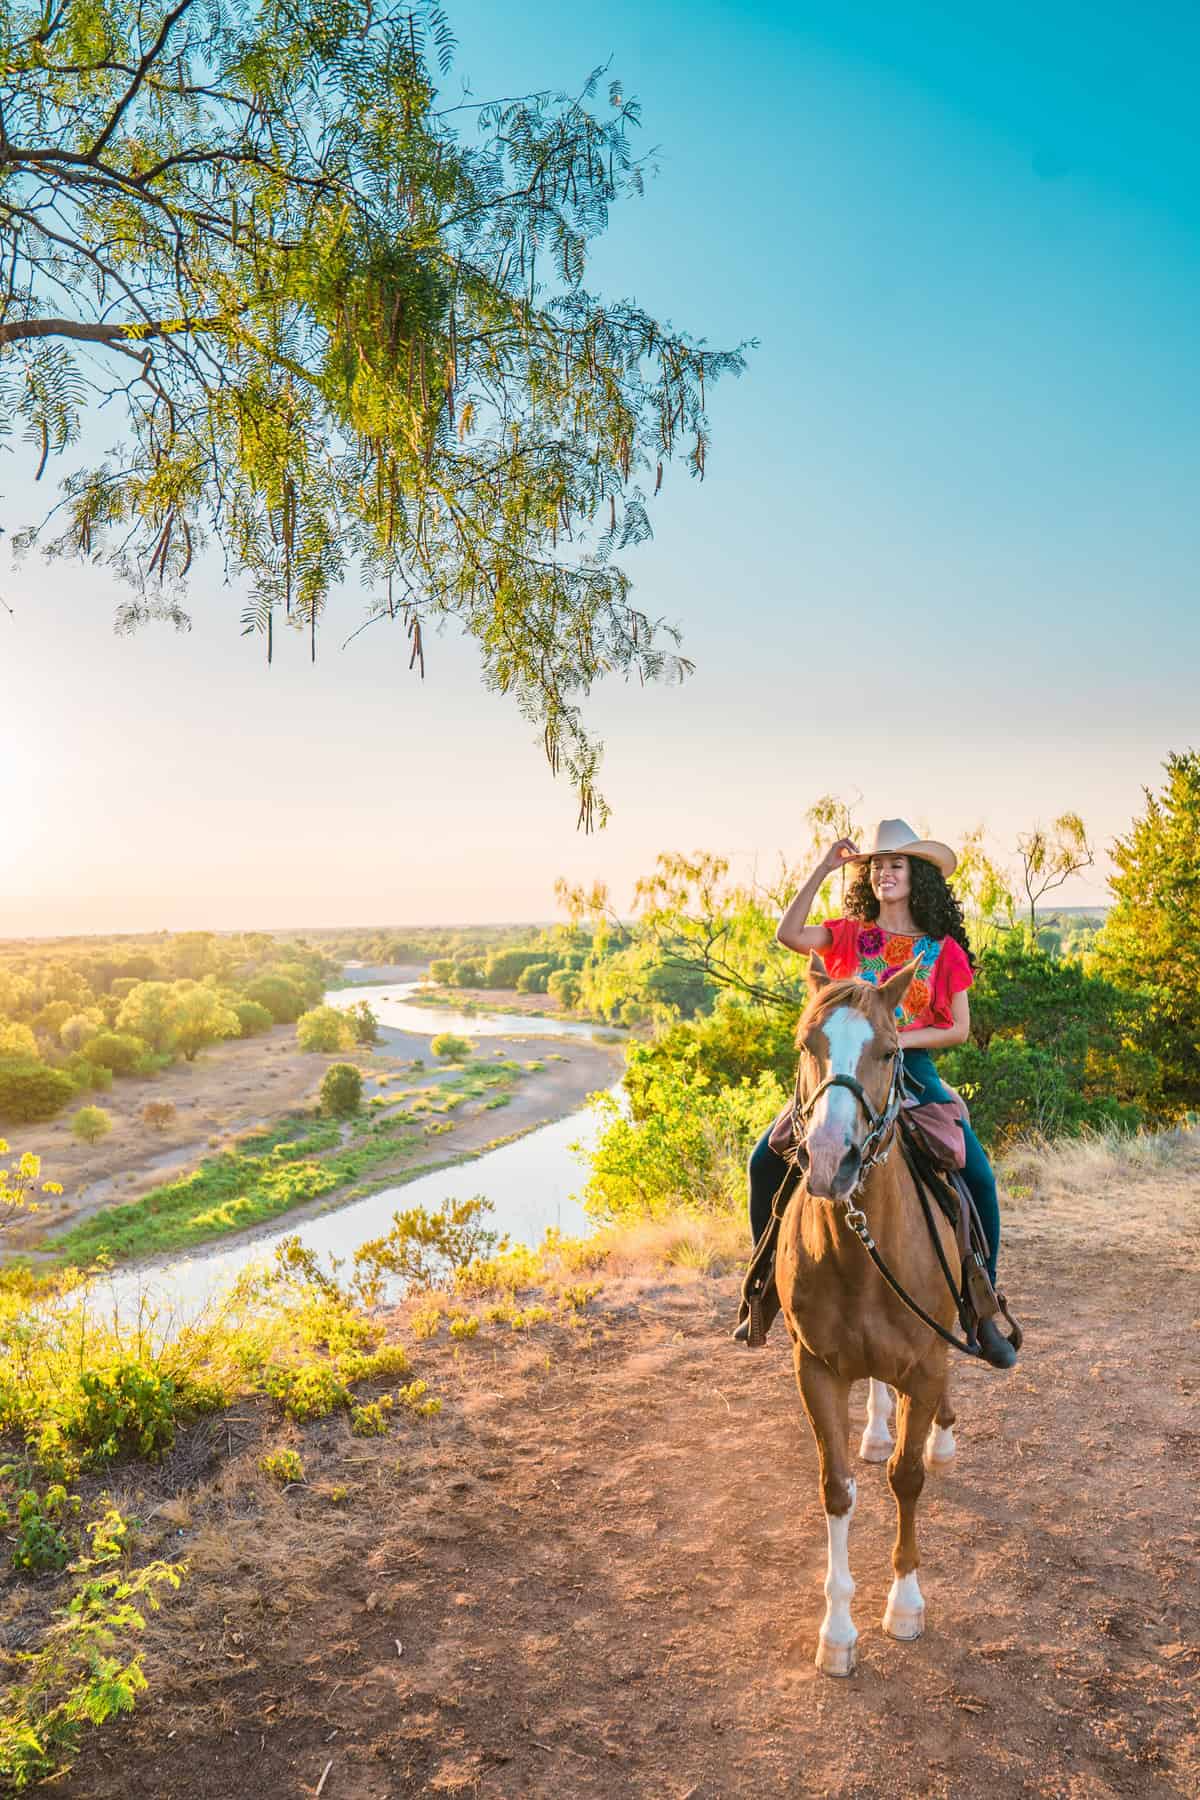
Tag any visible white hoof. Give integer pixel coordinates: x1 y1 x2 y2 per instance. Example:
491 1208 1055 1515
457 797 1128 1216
882 1571 925 1641
882 1602 925 1641
815 1632 858 1676
858 1427 893 1463
924 1423 956 1468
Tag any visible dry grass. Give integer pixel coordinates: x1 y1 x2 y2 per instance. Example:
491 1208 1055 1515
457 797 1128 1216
999 1120 1200 1268
548 1210 745 1280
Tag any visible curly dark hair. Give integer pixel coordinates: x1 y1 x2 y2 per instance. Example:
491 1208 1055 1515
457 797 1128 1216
843 857 975 970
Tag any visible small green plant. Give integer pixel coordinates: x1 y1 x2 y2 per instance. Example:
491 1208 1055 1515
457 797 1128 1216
70 1105 112 1147
430 1032 471 1061
353 1195 501 1297
448 1313 479 1340
409 1305 442 1340
12 1486 72 1573
263 1362 349 1422
320 1061 363 1118
259 1448 304 1485
350 1397 394 1436
395 1380 441 1418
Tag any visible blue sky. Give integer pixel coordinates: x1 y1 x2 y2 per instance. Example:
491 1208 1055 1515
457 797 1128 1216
2 1 1196 932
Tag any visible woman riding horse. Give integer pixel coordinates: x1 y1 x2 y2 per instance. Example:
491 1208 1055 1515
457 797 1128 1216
738 817 1016 1370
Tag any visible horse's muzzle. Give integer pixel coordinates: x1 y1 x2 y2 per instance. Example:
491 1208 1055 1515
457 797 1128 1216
806 1137 863 1201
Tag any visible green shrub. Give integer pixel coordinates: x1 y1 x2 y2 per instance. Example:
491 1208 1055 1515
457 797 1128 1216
0 1058 76 1123
58 1363 205 1463
263 1362 349 1421
516 959 557 993
320 1062 363 1118
11 1486 71 1573
234 1000 274 1038
345 1000 381 1045
353 1196 500 1296
546 969 581 1009
452 959 485 987
350 1397 393 1436
80 1032 148 1077
71 1106 112 1147
296 1006 353 1053
483 949 543 988
259 1448 304 1484
64 1056 113 1093
243 973 307 1024
430 1031 471 1061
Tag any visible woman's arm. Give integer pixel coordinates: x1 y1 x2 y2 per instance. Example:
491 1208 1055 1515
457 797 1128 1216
901 989 971 1051
776 838 858 953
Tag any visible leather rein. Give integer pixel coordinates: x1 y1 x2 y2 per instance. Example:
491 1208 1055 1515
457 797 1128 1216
784 1048 986 1359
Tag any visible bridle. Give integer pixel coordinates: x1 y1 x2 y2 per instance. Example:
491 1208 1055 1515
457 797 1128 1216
791 1042 906 1201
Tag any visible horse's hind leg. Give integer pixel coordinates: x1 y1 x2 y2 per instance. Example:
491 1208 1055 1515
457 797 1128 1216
925 1376 957 1468
796 1347 858 1676
859 1378 894 1462
882 1385 941 1642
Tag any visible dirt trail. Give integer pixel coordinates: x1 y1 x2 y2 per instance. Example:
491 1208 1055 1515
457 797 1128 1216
57 1173 1199 1799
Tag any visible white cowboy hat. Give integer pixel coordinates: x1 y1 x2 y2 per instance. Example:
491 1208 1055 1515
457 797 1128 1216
844 818 957 878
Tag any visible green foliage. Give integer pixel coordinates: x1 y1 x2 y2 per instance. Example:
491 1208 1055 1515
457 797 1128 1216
320 1063 363 1118
516 959 557 993
584 1042 786 1221
0 1058 76 1122
452 960 486 988
2 1 747 821
233 1000 274 1038
57 1364 201 1464
345 1000 382 1046
1093 750 1200 1118
263 1362 350 1422
353 1196 501 1295
243 974 308 1024
939 934 1155 1145
0 1508 182 1792
483 949 544 988
428 959 456 984
113 983 179 1054
296 1006 354 1053
80 1032 148 1076
70 1105 112 1147
430 1031 471 1061
546 969 582 1009
0 1020 37 1059
350 1397 393 1437
259 1448 304 1484
11 1486 72 1574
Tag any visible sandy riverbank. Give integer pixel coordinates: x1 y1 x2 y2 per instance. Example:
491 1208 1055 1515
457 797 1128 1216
2 1002 621 1260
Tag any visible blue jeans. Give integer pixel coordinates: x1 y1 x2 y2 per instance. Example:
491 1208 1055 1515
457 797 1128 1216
748 1047 1000 1282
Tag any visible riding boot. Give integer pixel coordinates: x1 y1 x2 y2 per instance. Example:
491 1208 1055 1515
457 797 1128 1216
976 1314 1018 1370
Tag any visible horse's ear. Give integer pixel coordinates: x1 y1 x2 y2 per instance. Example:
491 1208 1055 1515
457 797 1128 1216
807 952 833 994
876 956 921 1010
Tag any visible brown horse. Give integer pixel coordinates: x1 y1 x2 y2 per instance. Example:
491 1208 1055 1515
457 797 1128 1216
775 953 960 1677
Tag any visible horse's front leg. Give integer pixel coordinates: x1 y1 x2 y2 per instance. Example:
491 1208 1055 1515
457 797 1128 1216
882 1384 941 1641
796 1346 858 1676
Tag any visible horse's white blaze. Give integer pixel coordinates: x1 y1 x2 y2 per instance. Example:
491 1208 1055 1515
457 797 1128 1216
882 1569 925 1640
809 1009 874 1144
816 1478 857 1675
859 1379 895 1462
925 1422 957 1465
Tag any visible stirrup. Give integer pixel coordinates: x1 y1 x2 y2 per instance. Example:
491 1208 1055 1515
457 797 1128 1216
732 1294 771 1348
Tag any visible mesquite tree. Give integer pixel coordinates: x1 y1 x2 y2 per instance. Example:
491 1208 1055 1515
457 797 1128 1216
0 0 747 822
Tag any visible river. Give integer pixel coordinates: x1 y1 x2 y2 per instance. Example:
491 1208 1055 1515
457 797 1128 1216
98 978 619 1326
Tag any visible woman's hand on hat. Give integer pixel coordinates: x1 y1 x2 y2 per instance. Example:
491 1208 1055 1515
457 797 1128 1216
821 838 859 874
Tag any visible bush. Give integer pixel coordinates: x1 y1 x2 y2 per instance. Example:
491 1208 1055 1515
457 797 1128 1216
233 1000 274 1038
483 949 543 989
452 959 486 987
516 959 557 993
546 969 581 1009
320 1063 363 1118
260 1447 304 1484
64 1057 113 1094
352 1196 500 1294
346 1000 381 1045
140 1101 176 1133
80 1032 148 1077
243 973 307 1024
430 1032 471 1061
296 1006 353 1053
0 1021 38 1060
428 958 456 983
71 1106 112 1147
0 1058 76 1123
58 1014 102 1055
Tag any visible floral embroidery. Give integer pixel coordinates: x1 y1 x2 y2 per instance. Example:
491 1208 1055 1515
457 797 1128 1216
852 928 942 1026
